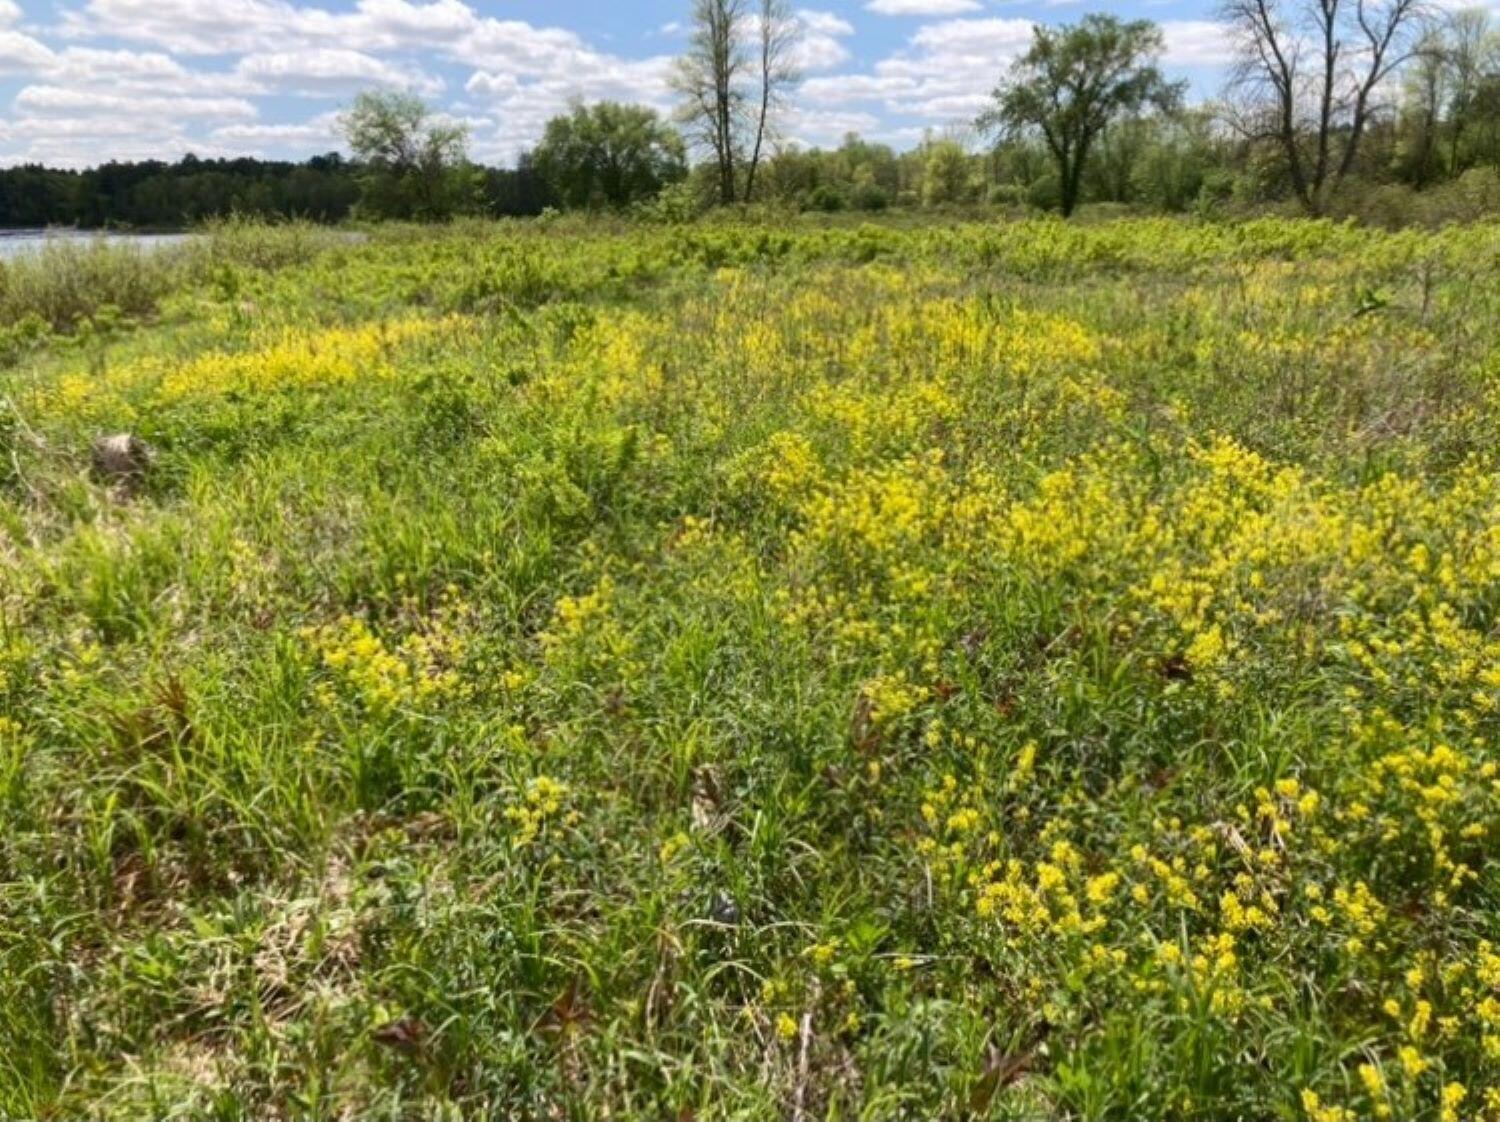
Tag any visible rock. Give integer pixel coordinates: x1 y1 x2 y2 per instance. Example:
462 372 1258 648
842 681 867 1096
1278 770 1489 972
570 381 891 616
91 433 154 484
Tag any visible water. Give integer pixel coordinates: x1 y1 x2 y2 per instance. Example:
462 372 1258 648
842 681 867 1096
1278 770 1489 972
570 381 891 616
0 229 195 261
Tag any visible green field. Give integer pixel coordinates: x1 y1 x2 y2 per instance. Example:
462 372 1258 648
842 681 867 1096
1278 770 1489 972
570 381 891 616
2 217 1498 1120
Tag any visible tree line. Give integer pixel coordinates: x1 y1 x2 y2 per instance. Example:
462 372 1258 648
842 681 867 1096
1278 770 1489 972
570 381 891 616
0 151 561 229
3 0 1498 229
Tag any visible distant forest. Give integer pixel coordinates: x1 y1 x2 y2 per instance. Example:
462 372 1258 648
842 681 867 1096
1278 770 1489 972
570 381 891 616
0 153 557 229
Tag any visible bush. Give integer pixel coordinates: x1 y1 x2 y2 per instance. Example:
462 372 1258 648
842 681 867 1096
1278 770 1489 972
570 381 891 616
1339 182 1425 230
1027 175 1062 211
1424 166 1500 225
0 240 186 331
805 185 847 213
987 184 1029 208
196 218 344 273
634 181 708 225
1193 170 1236 218
850 183 890 212
0 221 353 334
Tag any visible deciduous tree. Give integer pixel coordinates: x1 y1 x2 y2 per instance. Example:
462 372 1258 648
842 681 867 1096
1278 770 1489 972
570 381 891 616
978 15 1182 217
1219 0 1426 211
673 0 801 205
340 90 478 220
533 102 687 209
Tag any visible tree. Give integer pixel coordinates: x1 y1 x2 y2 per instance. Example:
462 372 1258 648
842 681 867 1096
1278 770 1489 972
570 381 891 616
1441 9 1500 174
977 15 1183 217
921 139 975 206
339 90 478 220
674 0 747 206
1219 0 1426 212
0 156 359 229
482 156 558 218
532 102 686 209
744 0 801 203
673 0 801 205
1130 109 1230 211
1398 29 1452 185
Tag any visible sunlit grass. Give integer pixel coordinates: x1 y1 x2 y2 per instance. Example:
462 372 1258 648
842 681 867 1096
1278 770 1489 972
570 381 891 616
1 216 1497 1120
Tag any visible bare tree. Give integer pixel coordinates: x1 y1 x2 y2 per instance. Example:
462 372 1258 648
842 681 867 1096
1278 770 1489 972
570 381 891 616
673 0 801 205
673 0 750 205
1220 0 1427 211
744 0 801 203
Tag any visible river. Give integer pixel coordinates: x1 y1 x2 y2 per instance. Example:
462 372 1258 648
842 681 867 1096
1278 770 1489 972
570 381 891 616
0 230 195 261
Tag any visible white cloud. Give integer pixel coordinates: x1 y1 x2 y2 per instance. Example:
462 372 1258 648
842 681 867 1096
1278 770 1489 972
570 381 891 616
65 0 652 74
36 0 689 163
0 0 21 26
462 65 676 162
0 125 244 166
0 29 55 73
60 0 296 55
866 0 982 15
803 16 1032 125
792 9 855 71
464 70 521 100
236 48 443 96
15 85 259 121
784 106 882 147
1160 20 1240 67
904 16 1035 58
798 9 855 36
212 112 343 149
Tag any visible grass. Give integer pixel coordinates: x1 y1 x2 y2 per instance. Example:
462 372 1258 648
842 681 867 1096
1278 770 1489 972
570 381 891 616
0 220 352 341
1 215 1498 1121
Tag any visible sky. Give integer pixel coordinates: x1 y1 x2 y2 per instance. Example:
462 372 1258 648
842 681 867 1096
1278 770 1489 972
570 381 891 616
0 0 1251 168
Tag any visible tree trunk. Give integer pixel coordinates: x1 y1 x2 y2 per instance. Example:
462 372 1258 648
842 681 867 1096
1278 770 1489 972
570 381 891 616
1057 149 1080 217
745 80 770 203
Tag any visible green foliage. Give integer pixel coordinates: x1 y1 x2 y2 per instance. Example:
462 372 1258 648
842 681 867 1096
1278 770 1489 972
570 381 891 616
0 154 360 229
533 102 688 209
0 223 351 333
850 180 890 212
758 133 904 213
0 241 183 332
635 180 710 224
2 216 1499 1120
340 91 481 221
921 140 976 207
978 14 1184 216
805 183 846 212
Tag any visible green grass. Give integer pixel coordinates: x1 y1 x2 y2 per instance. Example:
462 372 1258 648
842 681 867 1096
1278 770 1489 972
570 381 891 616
1 216 1497 1120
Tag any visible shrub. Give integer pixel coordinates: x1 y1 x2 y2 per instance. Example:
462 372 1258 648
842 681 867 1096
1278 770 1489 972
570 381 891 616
987 183 1030 208
805 185 847 213
850 183 890 212
1027 174 1063 211
1424 166 1500 225
0 240 186 331
197 218 344 272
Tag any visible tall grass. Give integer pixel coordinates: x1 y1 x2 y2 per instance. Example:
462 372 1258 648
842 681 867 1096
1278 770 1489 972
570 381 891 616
1 216 1497 1120
0 220 348 335
0 239 188 331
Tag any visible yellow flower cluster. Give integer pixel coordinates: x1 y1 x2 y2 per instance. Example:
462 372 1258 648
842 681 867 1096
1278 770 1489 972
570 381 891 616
505 775 574 849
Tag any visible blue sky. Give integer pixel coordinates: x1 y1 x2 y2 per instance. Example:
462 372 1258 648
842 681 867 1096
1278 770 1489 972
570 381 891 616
0 0 1237 167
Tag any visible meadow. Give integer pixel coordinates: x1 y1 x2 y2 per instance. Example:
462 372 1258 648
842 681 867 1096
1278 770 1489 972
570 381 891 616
1 215 1498 1120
